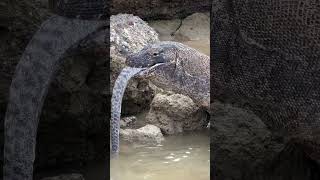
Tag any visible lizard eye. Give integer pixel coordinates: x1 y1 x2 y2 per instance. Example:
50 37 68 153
153 52 159 56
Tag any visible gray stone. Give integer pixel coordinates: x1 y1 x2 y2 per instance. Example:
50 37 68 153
120 124 164 145
110 14 159 56
148 19 182 41
148 13 210 55
120 116 137 128
146 93 208 134
175 13 210 41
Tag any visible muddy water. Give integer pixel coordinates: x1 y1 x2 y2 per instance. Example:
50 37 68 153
156 33 210 56
111 131 210 180
181 40 210 56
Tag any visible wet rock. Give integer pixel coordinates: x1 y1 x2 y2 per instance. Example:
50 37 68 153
148 12 210 41
111 0 211 20
148 12 210 55
148 19 182 41
110 14 159 56
41 173 84 180
110 14 158 115
146 93 208 134
175 13 210 41
211 101 285 180
120 124 164 145
120 116 137 128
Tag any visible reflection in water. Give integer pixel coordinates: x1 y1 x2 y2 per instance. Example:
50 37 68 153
111 131 209 180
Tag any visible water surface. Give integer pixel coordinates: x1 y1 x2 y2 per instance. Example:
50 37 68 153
182 40 210 56
111 131 209 180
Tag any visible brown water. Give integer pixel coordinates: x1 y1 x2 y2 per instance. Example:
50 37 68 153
182 40 210 56
111 131 210 180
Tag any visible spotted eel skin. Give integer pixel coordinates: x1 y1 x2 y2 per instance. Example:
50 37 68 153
110 67 146 157
3 14 106 180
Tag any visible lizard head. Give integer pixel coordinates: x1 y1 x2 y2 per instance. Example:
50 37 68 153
125 41 181 68
125 41 210 109
125 42 184 95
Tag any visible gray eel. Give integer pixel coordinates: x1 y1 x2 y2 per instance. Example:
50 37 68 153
110 67 146 157
126 41 210 109
3 1 106 179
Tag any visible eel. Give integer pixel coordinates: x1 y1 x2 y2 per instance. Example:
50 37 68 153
3 1 107 179
110 67 146 157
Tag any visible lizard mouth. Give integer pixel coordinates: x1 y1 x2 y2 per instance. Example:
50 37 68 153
136 63 167 77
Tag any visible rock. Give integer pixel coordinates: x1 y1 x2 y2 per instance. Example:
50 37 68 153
41 174 84 180
148 13 210 55
110 14 159 56
148 19 182 41
210 101 285 179
146 93 208 134
120 124 164 145
110 14 159 115
111 0 211 20
175 13 210 41
120 116 137 128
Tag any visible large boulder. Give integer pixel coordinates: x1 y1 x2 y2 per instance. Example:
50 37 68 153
148 19 182 41
110 14 159 56
110 14 159 115
174 12 210 41
146 93 208 134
